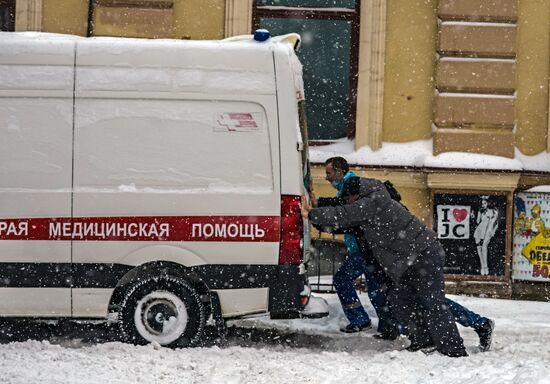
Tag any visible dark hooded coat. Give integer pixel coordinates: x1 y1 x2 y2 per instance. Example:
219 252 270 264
308 177 438 282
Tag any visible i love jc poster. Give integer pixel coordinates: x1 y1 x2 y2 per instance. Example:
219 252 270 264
433 193 507 276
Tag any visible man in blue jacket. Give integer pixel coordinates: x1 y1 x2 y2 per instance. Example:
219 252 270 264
311 157 395 334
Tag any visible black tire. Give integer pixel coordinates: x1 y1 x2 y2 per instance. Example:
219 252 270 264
118 275 206 348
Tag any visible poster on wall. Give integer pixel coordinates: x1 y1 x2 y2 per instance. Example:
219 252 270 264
433 193 507 276
512 191 550 282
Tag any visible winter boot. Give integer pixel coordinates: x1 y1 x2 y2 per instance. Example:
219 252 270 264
475 318 495 352
406 340 434 352
373 332 398 340
340 321 372 333
439 348 469 358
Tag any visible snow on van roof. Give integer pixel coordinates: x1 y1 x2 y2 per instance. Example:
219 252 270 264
0 31 302 96
1 31 299 71
0 31 84 41
0 32 81 61
0 31 298 50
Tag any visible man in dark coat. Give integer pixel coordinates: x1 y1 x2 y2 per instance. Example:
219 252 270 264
302 176 468 357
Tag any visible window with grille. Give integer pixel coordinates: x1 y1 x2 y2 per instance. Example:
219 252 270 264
0 0 15 32
253 0 360 142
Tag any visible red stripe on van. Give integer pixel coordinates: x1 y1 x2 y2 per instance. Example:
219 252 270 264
0 216 280 242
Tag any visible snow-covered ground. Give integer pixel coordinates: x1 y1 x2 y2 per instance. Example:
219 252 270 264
0 293 549 384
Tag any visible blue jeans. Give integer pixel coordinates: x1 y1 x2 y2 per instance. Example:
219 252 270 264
446 298 485 328
398 298 487 336
333 251 386 327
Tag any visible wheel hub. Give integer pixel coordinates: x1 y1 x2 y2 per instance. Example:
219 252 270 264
134 290 189 345
143 299 177 335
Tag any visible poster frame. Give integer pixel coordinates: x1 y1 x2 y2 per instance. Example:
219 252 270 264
429 188 513 283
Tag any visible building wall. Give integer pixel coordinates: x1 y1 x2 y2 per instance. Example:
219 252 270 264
433 0 518 158
382 0 438 143
40 0 225 40
379 0 550 158
173 0 225 40
41 0 87 36
92 3 174 38
516 0 550 155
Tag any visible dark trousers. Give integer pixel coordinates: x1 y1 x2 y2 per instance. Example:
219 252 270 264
387 243 466 355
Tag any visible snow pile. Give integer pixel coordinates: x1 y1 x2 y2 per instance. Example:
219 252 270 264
0 294 549 383
526 185 550 193
310 139 549 172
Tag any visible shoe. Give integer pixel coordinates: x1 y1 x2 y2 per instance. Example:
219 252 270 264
420 346 438 355
340 321 372 333
440 348 469 358
373 332 399 340
406 340 434 352
475 318 495 352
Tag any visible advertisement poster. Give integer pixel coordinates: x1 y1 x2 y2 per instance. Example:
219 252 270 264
434 193 507 276
512 192 550 282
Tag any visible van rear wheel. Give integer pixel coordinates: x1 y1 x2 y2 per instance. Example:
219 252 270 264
118 275 206 347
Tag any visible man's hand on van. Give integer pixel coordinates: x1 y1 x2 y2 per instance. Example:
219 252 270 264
309 191 318 207
301 195 312 219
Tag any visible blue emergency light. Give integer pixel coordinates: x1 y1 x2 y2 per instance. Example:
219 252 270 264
253 29 271 42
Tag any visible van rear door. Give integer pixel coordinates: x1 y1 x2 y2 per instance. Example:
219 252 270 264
0 35 74 316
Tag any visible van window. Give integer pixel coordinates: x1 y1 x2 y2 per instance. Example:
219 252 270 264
298 100 312 193
74 100 273 193
0 0 15 32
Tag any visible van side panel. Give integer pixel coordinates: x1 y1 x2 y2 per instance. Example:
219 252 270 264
72 288 114 317
0 37 75 316
70 39 284 317
0 35 306 320
213 288 268 317
0 288 71 316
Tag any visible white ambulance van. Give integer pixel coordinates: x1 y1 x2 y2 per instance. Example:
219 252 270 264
0 30 315 347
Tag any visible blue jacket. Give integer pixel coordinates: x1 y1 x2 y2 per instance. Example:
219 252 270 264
335 172 360 255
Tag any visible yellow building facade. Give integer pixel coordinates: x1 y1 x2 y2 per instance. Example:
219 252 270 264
6 0 550 298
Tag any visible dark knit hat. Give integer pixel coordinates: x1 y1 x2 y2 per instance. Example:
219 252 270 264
341 176 361 197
